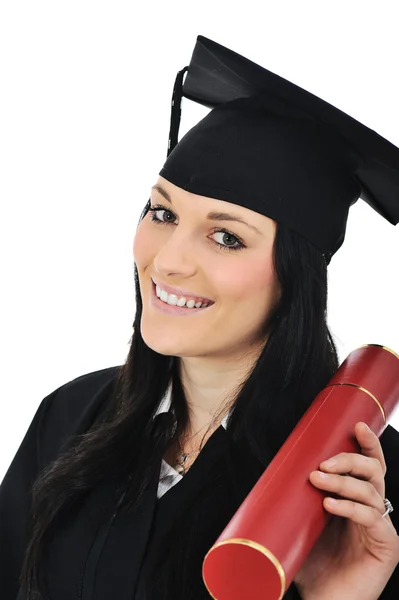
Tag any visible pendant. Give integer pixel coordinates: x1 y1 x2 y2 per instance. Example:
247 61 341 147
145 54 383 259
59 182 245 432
175 452 189 475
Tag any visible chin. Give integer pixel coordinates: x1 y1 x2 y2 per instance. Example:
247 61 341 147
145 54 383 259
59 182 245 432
140 329 192 357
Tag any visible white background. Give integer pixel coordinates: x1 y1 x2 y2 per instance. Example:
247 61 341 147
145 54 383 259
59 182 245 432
1 0 398 481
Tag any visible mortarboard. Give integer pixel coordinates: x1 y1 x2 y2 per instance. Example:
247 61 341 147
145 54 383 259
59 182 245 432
158 35 399 263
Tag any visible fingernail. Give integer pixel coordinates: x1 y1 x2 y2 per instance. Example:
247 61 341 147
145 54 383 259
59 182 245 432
322 458 336 468
326 497 337 505
316 471 330 479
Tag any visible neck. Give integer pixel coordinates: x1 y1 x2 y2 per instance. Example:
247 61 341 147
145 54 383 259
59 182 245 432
176 347 262 439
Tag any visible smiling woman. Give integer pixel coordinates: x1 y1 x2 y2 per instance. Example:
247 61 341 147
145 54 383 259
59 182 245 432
1 35 399 600
133 176 280 370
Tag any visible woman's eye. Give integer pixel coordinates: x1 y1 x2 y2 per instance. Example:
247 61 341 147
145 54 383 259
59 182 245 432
210 231 244 251
148 206 176 224
147 205 245 252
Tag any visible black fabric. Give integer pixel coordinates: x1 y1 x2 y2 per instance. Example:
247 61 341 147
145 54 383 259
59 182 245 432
1 367 398 599
134 426 302 600
159 35 399 261
0 367 119 600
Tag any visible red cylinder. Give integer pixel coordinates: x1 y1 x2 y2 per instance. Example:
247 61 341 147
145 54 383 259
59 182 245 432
202 344 399 600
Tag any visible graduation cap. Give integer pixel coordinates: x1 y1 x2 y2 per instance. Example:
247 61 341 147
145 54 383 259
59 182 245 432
159 35 399 263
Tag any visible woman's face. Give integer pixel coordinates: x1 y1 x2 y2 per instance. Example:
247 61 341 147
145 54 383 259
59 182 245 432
133 176 281 361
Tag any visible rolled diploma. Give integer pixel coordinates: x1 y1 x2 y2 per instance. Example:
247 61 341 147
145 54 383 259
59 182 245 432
202 344 399 600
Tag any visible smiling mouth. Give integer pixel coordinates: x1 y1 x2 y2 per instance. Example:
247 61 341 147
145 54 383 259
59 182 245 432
151 281 214 313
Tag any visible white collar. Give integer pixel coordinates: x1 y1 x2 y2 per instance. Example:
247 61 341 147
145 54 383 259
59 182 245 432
154 379 231 429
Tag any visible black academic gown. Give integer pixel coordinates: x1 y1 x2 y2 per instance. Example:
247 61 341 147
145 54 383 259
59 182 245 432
1 367 398 600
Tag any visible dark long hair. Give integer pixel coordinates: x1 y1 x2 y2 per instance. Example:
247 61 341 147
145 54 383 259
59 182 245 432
20 201 339 598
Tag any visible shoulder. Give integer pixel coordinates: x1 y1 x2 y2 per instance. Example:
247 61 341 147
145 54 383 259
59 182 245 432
1 366 122 511
36 365 121 468
46 365 121 417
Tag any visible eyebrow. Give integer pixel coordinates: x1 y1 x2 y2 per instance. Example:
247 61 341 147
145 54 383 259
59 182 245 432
151 185 262 235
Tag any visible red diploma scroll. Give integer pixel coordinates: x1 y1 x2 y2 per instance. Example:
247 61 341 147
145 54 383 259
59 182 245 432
202 344 399 600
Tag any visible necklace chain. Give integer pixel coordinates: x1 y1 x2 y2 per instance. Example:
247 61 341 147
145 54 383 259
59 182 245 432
172 408 231 475
174 421 211 475
177 438 201 460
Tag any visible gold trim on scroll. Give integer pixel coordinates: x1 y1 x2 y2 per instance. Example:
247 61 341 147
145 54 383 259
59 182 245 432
356 343 399 361
325 383 386 422
203 538 286 600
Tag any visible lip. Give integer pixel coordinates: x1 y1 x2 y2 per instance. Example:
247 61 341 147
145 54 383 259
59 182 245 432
150 280 214 316
151 278 214 305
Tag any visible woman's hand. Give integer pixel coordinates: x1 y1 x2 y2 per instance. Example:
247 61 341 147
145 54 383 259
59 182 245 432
294 422 399 600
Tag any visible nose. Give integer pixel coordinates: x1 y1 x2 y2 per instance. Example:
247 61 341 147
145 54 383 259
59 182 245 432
153 227 198 278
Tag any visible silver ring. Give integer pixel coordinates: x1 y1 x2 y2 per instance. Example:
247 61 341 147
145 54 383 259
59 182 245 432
382 498 394 518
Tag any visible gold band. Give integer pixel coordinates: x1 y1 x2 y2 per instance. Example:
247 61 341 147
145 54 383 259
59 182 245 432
325 383 386 422
203 538 286 600
356 343 399 362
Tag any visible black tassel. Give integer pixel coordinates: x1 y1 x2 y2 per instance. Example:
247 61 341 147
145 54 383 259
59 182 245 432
167 66 188 157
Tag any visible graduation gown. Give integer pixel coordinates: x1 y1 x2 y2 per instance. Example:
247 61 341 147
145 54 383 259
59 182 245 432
1 366 398 599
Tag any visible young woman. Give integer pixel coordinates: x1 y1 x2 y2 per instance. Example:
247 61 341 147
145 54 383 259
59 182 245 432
1 36 398 600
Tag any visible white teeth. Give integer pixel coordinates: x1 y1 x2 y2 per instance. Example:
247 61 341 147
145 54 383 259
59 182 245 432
155 283 208 309
177 296 187 307
166 294 178 306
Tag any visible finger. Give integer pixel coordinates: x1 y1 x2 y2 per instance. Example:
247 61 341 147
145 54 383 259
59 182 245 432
323 497 397 538
310 470 386 514
319 452 385 498
354 422 387 475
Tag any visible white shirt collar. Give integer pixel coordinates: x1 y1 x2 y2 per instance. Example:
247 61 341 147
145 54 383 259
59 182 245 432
154 379 231 429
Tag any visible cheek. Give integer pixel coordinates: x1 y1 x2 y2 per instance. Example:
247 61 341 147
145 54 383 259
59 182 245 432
133 220 154 267
217 256 277 303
